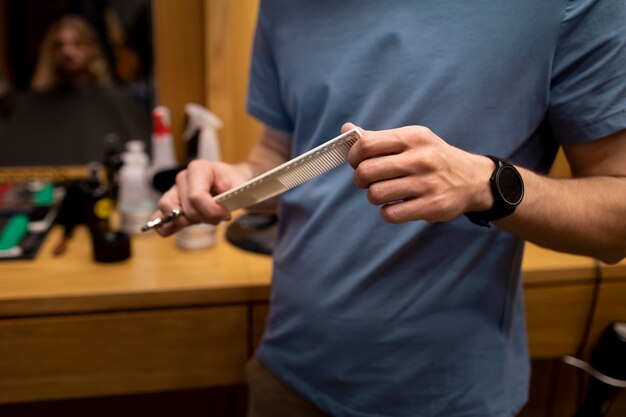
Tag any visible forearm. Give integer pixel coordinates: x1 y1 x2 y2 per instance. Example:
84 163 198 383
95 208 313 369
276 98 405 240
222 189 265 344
497 170 626 264
235 125 291 180
345 124 626 263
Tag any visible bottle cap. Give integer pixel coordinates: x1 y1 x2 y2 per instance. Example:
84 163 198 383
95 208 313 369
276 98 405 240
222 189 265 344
126 140 145 153
152 106 172 136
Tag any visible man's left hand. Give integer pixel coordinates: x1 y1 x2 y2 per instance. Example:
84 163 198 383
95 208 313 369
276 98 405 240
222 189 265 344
345 123 494 224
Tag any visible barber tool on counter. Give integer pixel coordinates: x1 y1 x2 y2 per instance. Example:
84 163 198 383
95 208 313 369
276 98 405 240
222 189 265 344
0 180 61 260
102 132 124 203
55 162 130 262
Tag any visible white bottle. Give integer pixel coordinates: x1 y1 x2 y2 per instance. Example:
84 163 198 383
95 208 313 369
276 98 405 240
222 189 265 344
176 104 223 250
118 140 155 234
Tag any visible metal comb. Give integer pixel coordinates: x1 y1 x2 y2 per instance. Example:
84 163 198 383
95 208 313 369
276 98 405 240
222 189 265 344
142 128 361 232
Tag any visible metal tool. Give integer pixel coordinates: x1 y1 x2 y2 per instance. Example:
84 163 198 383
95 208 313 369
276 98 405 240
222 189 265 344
141 208 183 232
141 128 362 232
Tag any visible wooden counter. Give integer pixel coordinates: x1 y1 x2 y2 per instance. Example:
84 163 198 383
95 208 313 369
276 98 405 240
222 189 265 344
0 225 271 404
0 225 624 405
0 225 271 318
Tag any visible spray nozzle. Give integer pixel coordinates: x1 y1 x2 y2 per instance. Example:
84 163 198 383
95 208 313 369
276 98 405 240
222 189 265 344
183 103 222 162
183 103 222 140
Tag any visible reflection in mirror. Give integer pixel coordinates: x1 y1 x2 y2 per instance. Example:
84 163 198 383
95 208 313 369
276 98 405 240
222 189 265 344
0 0 153 166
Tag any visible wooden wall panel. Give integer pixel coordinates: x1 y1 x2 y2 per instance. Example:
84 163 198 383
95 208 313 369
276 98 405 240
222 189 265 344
153 0 207 162
153 0 262 164
205 0 262 163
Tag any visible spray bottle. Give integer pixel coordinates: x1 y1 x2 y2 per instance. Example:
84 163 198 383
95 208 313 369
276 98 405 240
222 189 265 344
176 104 223 250
183 103 223 161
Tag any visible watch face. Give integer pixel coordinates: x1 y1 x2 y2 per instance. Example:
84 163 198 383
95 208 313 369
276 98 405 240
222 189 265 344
497 166 524 205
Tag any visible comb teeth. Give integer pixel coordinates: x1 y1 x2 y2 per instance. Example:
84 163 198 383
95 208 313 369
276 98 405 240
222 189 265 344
277 139 357 188
214 129 361 211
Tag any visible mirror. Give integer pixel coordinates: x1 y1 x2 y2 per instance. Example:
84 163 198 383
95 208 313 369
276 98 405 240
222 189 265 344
0 0 154 166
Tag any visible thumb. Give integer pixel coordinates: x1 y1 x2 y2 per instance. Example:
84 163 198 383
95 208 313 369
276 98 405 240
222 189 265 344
341 121 364 134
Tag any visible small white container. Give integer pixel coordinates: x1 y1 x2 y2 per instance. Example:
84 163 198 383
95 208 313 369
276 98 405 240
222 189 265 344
176 224 216 250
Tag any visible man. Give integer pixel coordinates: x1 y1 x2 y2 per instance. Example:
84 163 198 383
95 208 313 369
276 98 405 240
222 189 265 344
154 1 626 416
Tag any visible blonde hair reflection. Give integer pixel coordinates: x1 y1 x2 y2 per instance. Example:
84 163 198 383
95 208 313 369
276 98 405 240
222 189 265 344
31 15 111 92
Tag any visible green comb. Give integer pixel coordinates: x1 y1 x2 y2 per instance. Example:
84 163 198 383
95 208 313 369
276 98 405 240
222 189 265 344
0 214 29 252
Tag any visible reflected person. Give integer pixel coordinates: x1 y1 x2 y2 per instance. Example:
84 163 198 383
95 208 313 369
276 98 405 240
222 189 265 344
0 15 148 166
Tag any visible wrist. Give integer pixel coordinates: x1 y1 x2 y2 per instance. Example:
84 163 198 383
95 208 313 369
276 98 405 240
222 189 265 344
468 154 496 212
234 161 257 181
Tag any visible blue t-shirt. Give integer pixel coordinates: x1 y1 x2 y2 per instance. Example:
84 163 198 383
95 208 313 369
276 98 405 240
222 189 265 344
247 1 626 416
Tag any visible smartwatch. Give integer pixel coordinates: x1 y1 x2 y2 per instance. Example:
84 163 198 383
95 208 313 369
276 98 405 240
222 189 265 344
465 155 524 227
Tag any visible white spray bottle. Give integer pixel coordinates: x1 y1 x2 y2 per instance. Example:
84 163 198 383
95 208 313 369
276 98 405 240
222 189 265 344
183 103 223 161
176 104 224 250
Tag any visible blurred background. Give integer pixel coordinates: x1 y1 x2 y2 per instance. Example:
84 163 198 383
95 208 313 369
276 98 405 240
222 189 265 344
0 0 262 167
0 0 154 165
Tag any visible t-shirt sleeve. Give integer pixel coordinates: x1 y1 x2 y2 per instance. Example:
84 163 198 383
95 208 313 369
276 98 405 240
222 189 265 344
246 4 294 133
549 0 626 144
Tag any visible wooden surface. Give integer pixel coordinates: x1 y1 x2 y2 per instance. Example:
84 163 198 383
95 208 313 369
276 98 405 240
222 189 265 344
0 224 271 318
0 224 268 404
1 224 625 405
522 244 626 358
0 166 92 183
2 225 621 317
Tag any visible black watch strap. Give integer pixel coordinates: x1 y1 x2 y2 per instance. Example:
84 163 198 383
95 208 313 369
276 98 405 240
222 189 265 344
465 155 524 227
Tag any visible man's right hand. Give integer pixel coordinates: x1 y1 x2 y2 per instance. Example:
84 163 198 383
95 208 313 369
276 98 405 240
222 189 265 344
151 160 247 236
151 124 292 237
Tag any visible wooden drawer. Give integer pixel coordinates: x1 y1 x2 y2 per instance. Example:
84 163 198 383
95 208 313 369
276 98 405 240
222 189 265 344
0 306 248 404
525 283 595 358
